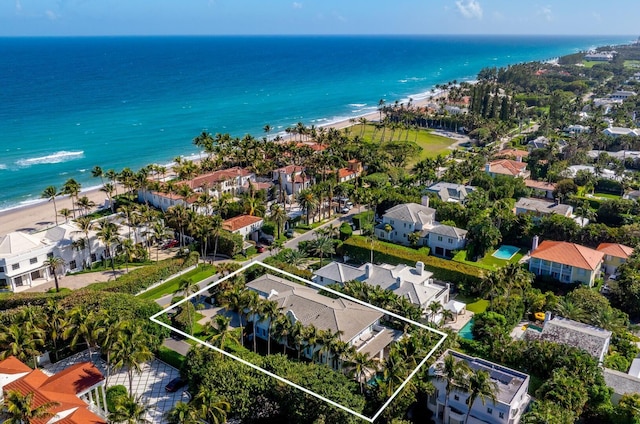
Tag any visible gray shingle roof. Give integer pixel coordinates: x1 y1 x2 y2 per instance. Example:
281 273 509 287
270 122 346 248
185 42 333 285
383 203 435 225
428 224 468 238
515 197 573 216
528 317 612 360
246 274 383 343
426 182 476 202
604 368 640 396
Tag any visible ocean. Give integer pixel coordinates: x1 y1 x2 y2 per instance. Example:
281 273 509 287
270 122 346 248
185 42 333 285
0 35 631 211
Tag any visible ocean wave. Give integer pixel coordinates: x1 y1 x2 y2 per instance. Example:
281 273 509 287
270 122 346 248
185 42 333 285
15 151 85 167
348 103 367 107
0 164 6 170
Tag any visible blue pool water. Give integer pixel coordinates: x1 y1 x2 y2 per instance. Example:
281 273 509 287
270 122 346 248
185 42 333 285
459 318 474 340
492 245 520 261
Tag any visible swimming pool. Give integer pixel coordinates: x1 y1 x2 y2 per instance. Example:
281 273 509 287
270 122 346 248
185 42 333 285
458 318 474 340
492 245 520 261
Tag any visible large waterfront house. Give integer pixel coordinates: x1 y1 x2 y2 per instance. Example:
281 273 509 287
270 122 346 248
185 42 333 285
514 197 573 222
0 215 144 292
596 243 634 276
603 126 639 138
375 200 468 257
246 274 401 364
428 350 530 424
425 182 476 203
525 315 612 364
222 214 264 240
0 356 107 423
528 240 604 287
313 261 451 317
484 159 530 179
138 166 256 211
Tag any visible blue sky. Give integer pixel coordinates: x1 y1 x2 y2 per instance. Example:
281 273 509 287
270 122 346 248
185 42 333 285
1 0 638 36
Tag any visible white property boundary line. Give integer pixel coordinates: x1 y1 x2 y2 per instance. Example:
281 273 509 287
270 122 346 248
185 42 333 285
150 260 447 423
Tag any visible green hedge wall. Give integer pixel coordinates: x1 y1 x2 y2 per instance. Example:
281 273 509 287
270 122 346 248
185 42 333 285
342 236 483 288
85 252 199 295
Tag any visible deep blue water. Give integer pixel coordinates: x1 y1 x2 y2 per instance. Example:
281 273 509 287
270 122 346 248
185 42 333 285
0 35 631 211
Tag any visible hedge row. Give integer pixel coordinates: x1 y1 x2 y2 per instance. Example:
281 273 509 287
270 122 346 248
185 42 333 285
342 236 483 288
85 252 200 294
0 290 70 310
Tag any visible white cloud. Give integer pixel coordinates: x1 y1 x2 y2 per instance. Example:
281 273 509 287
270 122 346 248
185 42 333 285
455 0 482 20
292 2 302 9
537 5 553 22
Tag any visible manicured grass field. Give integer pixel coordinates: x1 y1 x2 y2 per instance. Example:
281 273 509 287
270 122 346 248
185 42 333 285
354 124 456 162
624 60 640 69
582 60 605 68
593 192 621 200
453 248 524 270
466 299 489 314
138 264 217 300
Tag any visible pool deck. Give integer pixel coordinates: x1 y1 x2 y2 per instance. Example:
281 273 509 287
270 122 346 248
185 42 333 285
443 310 474 332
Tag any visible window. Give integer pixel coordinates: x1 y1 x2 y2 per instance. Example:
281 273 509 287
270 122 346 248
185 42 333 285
0 279 7 288
11 263 20 271
0 266 4 273
90 254 97 263
437 236 443 242
69 260 77 270
29 257 37 264
499 412 504 419
487 407 492 414
47 252 53 259
448 238 453 244
454 394 460 401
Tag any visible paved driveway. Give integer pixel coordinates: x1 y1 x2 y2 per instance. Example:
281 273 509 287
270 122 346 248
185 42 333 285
44 350 188 423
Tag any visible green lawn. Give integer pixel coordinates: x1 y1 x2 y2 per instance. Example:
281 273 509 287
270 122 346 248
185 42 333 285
453 248 524 271
593 192 621 200
466 299 489 314
624 60 640 69
354 123 456 162
582 60 604 68
138 264 217 300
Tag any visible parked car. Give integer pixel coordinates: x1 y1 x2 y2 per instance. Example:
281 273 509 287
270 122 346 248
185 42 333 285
161 239 179 249
256 244 265 253
285 228 294 238
259 234 274 245
340 207 350 214
165 376 187 392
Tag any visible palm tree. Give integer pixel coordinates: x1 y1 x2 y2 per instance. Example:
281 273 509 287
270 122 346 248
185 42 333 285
210 214 223 264
119 238 135 273
1 389 59 424
95 220 120 276
62 178 81 219
74 216 94 268
63 306 104 364
109 393 152 424
272 315 293 354
164 401 200 424
204 314 237 357
347 351 377 394
435 353 471 419
259 300 281 355
310 236 335 267
219 287 247 347
111 322 154 394
75 195 95 217
270 203 287 239
0 323 45 368
58 207 72 223
464 369 498 424
175 279 199 335
165 204 190 247
42 300 67 362
43 256 65 292
192 387 231 424
41 185 60 225
297 188 318 224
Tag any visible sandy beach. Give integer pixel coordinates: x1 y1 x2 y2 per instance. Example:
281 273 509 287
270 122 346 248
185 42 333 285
0 91 448 237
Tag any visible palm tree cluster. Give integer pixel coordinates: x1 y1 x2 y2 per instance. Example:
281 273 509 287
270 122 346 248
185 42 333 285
434 352 499 424
0 301 154 394
165 387 230 424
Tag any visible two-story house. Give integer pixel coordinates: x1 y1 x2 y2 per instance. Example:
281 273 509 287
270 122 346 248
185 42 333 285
376 200 435 245
272 165 312 195
597 243 634 276
246 274 401 364
427 224 468 258
313 261 451 317
425 182 476 203
528 240 604 287
485 159 530 179
428 350 530 424
222 215 264 240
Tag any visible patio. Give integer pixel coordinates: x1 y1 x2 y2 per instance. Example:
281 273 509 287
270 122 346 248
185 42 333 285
44 350 189 423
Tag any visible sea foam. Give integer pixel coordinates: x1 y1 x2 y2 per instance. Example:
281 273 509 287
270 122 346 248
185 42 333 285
16 151 84 167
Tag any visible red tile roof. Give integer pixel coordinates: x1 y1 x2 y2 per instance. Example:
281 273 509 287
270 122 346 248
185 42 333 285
275 165 304 174
296 142 326 151
223 215 263 232
525 179 556 191
189 167 251 189
531 241 604 270
488 159 528 177
497 149 529 159
1 357 106 424
597 243 634 259
338 168 357 179
0 356 32 374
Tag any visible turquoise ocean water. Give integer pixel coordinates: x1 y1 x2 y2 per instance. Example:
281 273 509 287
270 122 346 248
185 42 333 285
0 35 631 211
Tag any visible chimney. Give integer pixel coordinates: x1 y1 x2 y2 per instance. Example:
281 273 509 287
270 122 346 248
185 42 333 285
544 311 553 324
416 261 425 276
421 196 430 207
365 263 372 278
532 235 539 252
484 163 491 173
516 155 522 163
396 276 402 287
